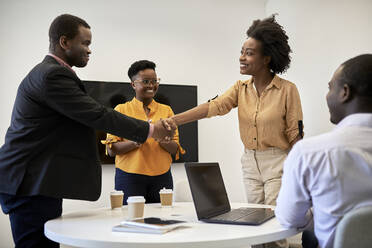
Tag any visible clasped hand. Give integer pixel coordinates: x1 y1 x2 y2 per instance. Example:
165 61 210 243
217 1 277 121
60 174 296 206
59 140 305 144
152 118 177 142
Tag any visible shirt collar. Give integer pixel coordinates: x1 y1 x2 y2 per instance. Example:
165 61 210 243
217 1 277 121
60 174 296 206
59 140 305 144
335 113 372 130
269 75 282 89
242 74 281 89
47 53 75 74
132 97 157 111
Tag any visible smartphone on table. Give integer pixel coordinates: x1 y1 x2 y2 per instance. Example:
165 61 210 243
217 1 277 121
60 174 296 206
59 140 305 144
121 217 186 231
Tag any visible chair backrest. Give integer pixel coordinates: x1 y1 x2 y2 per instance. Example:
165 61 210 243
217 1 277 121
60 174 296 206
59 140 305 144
173 179 193 202
334 206 372 248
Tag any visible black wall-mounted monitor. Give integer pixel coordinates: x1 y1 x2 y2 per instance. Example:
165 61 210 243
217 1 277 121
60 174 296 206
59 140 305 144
83 81 198 164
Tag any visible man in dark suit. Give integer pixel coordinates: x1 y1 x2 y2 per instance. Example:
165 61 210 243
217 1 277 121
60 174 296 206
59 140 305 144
0 14 175 247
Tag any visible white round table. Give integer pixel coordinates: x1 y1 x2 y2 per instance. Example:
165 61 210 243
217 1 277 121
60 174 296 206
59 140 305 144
45 202 298 248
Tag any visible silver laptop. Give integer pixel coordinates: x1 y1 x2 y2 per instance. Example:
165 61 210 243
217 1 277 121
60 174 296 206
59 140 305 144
185 162 275 225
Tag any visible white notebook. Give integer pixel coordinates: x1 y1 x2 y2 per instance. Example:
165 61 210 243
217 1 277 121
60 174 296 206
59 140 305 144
113 217 188 234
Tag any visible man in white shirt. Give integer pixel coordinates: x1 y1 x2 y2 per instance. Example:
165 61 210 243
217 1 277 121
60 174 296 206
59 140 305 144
275 54 372 248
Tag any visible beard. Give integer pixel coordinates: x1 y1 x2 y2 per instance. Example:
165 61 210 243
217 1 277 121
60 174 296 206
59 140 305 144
65 49 88 68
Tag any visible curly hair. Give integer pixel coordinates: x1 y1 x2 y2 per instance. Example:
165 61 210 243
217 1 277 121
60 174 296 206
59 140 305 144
49 14 90 51
246 14 291 74
127 60 156 81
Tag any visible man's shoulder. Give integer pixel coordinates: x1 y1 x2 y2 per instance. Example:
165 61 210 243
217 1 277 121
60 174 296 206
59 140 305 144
296 132 334 152
294 126 370 157
19 57 63 91
27 56 71 80
44 58 72 75
285 132 336 174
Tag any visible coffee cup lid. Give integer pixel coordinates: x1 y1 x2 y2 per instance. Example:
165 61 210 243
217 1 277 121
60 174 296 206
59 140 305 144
127 196 146 203
159 187 173 194
110 190 124 195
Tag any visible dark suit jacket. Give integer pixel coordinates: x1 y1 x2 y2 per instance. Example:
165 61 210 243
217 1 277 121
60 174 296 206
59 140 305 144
0 56 149 201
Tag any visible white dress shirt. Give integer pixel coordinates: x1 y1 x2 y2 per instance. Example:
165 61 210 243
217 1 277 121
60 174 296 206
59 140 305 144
275 113 372 248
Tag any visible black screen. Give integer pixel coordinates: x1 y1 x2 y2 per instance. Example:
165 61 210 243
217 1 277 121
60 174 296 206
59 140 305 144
83 81 198 164
185 163 231 219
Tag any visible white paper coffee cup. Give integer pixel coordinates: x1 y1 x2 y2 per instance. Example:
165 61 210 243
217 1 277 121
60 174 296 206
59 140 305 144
127 196 145 219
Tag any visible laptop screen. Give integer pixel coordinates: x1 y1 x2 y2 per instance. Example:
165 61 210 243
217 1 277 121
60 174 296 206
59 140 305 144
185 162 231 219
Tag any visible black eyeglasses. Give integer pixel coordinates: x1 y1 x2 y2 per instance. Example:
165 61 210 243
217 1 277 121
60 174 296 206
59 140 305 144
135 78 161 85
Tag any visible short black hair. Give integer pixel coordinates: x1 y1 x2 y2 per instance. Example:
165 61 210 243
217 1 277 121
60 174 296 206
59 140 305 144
128 60 156 81
339 54 372 98
49 14 90 51
246 14 291 74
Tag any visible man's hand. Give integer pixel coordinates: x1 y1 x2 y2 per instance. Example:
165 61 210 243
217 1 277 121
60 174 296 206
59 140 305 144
163 117 177 131
152 119 177 142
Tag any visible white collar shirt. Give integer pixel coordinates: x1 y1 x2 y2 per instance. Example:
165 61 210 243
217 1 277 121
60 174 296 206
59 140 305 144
275 113 372 248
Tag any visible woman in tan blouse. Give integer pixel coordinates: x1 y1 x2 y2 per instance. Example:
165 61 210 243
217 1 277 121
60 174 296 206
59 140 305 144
171 15 303 209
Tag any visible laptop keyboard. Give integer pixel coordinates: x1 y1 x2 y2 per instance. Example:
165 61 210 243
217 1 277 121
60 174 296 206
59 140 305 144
210 207 259 221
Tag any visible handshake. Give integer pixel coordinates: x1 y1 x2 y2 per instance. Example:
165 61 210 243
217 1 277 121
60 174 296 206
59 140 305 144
151 117 178 142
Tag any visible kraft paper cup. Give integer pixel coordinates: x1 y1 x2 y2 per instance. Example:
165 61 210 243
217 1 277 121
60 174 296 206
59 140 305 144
127 196 145 219
110 190 124 209
159 188 173 207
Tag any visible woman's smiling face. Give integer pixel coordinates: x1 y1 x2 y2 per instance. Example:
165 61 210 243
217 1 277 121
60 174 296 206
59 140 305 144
239 37 270 76
131 69 159 102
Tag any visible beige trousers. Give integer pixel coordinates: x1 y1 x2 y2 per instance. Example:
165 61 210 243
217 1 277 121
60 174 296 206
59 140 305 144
241 148 289 248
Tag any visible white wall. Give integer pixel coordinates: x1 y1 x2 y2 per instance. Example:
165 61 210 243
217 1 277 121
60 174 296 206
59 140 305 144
1 0 372 247
0 0 264 246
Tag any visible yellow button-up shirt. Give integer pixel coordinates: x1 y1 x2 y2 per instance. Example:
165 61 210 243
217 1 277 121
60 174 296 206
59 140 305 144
103 97 185 176
207 75 303 151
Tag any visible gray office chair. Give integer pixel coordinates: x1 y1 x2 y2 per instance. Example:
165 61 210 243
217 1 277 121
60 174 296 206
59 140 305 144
334 206 372 248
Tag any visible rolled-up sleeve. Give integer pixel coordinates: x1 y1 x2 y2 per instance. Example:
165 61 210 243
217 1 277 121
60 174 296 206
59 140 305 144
101 134 123 156
101 134 122 148
285 84 304 143
207 81 240 118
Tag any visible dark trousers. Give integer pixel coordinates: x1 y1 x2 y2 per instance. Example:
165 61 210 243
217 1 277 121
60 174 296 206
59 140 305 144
0 193 62 248
302 229 319 248
115 168 173 205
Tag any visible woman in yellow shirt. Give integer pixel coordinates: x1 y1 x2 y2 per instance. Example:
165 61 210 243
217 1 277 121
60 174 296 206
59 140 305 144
104 60 184 204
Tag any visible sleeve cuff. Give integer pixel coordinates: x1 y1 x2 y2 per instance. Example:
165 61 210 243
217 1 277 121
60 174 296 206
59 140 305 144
174 143 186 160
207 101 218 118
101 137 121 156
286 128 301 143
